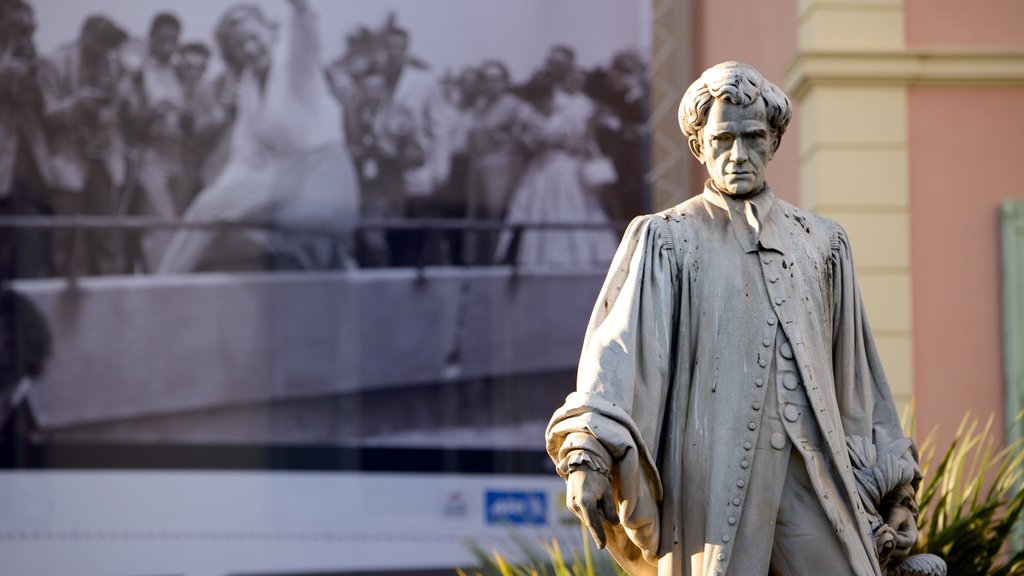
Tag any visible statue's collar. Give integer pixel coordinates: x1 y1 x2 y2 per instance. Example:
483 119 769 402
701 183 784 254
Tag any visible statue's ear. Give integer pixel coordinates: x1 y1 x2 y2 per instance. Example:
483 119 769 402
687 135 704 164
769 134 781 158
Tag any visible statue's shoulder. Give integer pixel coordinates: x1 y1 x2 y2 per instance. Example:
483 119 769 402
619 195 712 254
779 198 836 227
771 197 848 254
650 194 707 226
631 196 705 243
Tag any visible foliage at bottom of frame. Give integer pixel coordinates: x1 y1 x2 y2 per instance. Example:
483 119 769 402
463 412 1024 576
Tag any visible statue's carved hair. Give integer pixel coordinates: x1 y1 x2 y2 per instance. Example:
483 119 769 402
678 61 792 153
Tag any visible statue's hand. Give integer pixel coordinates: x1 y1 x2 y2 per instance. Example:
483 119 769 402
566 468 619 549
887 503 918 559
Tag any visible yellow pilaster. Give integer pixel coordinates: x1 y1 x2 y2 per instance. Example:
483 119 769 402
787 0 914 412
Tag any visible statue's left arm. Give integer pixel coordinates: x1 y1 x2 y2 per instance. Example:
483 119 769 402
830 225 916 457
830 224 922 559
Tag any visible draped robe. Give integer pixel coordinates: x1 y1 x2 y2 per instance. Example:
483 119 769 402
546 186 915 576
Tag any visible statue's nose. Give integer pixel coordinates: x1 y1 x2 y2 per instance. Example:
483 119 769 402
730 138 748 163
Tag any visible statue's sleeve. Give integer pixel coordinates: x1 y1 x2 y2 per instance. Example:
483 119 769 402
829 225 920 479
546 214 679 561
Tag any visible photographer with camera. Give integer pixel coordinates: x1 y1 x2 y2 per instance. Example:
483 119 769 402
38 14 130 276
121 12 188 271
0 0 54 280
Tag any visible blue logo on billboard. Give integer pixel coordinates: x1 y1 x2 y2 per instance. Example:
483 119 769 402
485 490 546 525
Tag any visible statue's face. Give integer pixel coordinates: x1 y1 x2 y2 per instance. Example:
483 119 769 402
698 97 773 195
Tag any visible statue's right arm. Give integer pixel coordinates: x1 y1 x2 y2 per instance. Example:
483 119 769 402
547 213 681 556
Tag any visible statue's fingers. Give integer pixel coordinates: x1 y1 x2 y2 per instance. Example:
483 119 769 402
600 494 619 525
582 505 607 549
894 526 917 553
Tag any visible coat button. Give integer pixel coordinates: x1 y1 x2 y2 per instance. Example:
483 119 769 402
780 342 794 359
723 535 730 543
752 401 761 411
732 498 741 506
769 276 779 283
728 516 737 525
755 378 764 387
762 257 772 265
740 459 749 469
783 373 799 390
770 433 787 450
784 405 800 422
767 317 776 326
743 442 752 450
775 296 785 305
758 358 768 368
762 338 771 347
736 480 745 488
747 422 756 431
718 552 726 561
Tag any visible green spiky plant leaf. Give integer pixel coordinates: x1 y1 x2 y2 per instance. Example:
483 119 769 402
914 413 1024 576
467 413 1024 576
459 525 627 576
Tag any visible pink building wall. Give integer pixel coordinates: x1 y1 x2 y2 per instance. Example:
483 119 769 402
909 88 1024 444
906 0 1024 444
906 0 1024 47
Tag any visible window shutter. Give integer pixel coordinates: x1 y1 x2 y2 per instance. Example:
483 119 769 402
1003 201 1024 446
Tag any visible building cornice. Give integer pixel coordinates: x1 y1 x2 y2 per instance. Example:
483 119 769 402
784 50 1024 99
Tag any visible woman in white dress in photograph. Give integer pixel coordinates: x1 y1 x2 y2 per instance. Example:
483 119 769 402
158 0 359 273
496 68 618 268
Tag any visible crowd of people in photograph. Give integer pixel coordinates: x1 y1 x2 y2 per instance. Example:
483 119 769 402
0 0 648 278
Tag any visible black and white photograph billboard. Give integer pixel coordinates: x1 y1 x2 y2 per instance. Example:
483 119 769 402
1 0 651 572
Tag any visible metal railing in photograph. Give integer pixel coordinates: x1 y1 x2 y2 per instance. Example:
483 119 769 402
0 215 627 283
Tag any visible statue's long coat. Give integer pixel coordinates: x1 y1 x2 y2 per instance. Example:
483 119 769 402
546 186 913 576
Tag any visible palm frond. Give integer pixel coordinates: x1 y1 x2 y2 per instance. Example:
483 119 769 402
461 525 627 576
917 413 1024 575
467 414 1024 576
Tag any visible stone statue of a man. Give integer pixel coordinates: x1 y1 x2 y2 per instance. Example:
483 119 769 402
546 62 945 576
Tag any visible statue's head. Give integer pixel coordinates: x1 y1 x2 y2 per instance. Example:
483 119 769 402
679 61 792 195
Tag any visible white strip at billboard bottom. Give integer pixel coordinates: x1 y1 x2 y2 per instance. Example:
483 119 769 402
0 470 583 576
